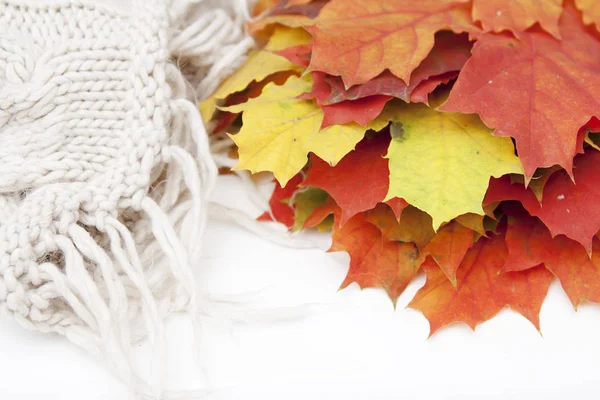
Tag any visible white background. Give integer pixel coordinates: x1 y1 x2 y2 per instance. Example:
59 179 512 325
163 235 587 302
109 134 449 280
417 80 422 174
2 174 600 399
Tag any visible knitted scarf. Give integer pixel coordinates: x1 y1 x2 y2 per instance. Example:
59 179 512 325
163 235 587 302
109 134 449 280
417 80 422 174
0 0 254 397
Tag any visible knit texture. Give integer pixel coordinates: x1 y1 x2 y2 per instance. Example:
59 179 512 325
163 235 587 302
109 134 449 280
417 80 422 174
0 0 253 397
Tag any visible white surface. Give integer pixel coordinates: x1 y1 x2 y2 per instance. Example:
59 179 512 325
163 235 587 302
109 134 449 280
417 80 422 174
2 175 600 399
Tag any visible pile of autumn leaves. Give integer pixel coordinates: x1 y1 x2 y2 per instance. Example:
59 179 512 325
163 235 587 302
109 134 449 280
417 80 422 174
201 0 600 335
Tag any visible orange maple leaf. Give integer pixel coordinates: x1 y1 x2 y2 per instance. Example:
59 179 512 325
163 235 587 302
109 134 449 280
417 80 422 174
421 221 478 286
409 232 554 335
472 0 562 38
309 0 475 87
330 212 421 301
575 0 600 30
545 236 600 309
250 0 327 34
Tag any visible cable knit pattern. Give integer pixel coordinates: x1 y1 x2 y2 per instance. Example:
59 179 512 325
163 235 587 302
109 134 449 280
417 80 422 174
0 0 170 326
0 0 255 397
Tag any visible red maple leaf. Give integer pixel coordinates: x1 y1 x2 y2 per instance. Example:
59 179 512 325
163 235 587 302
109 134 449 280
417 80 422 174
299 72 393 127
258 174 304 227
487 151 600 254
501 204 552 273
408 71 459 104
303 134 405 225
441 5 600 178
502 204 600 308
421 221 478 285
321 95 393 127
276 42 313 67
318 32 472 105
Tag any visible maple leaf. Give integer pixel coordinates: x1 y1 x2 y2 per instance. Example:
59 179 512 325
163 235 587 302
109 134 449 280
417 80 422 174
421 221 478 286
215 26 309 98
330 212 421 302
365 203 435 250
408 71 459 104
211 110 239 135
225 76 405 186
200 26 310 121
267 26 314 50
488 151 600 255
213 0 600 329
320 95 393 128
472 0 562 38
384 103 523 230
224 75 374 186
441 5 600 179
258 174 304 227
484 175 541 213
455 213 487 237
304 196 340 229
249 0 327 35
580 117 600 152
304 134 402 225
211 70 295 134
269 0 326 16
545 236 600 309
509 166 562 202
527 151 600 255
409 233 554 335
575 0 600 30
502 205 600 309
276 42 313 67
317 32 472 105
501 204 552 273
289 0 315 5
253 0 280 16
309 0 474 87
299 72 393 127
290 187 329 231
298 71 331 104
386 197 409 221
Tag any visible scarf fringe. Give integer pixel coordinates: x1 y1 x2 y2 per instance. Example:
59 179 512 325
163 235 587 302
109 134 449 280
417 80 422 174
3 1 325 398
1 1 255 398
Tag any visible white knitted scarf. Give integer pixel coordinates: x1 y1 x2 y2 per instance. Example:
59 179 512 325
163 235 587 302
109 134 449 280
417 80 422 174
0 0 254 397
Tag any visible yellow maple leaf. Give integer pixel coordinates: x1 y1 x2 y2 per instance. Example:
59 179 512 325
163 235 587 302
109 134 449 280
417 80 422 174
265 26 313 51
223 75 393 186
199 26 311 122
384 103 523 230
